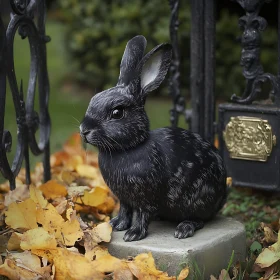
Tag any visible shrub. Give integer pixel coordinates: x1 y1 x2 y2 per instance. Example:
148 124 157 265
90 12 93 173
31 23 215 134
58 1 278 99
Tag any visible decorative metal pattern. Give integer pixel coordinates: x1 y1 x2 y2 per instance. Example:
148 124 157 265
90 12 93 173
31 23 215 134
223 116 276 162
231 0 279 105
0 0 51 190
168 0 188 127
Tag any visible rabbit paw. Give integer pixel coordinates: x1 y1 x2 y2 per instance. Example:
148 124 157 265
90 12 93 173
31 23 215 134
174 220 204 239
110 215 131 231
123 226 148 242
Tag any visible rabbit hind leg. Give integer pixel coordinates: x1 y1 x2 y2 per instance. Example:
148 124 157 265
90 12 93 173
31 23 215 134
174 220 204 239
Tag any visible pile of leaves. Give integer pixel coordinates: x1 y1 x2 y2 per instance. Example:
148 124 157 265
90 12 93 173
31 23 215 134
1 134 280 279
0 134 189 280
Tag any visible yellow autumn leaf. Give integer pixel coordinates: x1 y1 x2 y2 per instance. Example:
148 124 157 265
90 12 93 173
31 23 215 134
65 155 84 171
20 227 57 250
60 219 84 246
77 187 108 207
76 164 99 179
7 232 22 251
0 258 41 280
91 252 131 276
5 198 38 230
60 170 77 184
36 203 65 239
127 252 176 280
84 222 112 255
29 185 48 208
178 267 190 280
33 247 104 280
36 202 83 246
39 180 68 200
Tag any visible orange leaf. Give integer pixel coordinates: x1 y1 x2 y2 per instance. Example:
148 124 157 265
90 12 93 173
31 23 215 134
39 180 68 200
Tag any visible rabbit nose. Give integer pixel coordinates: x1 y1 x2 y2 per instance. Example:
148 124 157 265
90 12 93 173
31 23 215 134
79 125 90 142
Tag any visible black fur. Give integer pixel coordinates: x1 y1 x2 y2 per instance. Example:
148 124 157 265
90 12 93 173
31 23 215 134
80 35 227 242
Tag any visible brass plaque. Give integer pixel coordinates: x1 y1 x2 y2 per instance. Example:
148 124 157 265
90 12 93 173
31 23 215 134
223 116 276 162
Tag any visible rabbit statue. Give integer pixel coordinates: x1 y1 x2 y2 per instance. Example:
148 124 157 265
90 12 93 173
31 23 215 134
80 35 227 242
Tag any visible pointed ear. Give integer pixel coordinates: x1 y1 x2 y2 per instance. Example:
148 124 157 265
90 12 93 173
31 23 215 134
117 35 147 86
139 43 172 94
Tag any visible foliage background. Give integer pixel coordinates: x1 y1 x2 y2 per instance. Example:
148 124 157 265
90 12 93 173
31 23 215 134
57 0 278 99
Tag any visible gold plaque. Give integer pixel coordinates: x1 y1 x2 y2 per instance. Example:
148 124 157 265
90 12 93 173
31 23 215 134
223 116 276 162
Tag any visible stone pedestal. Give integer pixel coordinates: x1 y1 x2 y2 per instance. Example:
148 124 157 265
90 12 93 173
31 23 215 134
107 216 246 279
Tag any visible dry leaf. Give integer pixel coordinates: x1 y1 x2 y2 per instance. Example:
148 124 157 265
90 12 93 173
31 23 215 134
20 227 57 250
60 170 77 184
77 187 108 207
76 164 99 179
4 183 29 206
0 258 42 280
7 232 22 251
263 226 278 244
33 248 103 280
39 180 68 200
127 252 176 280
5 198 38 230
29 185 48 208
178 267 190 280
84 222 112 251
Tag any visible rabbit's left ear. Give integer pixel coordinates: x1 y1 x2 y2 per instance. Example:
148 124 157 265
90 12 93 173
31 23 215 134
139 44 172 95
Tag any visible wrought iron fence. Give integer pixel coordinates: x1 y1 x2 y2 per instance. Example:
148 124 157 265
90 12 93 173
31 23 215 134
1 0 280 191
0 0 51 190
168 0 280 190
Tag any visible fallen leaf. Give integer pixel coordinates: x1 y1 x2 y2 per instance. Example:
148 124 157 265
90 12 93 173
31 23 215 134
29 185 48 208
0 258 41 280
76 164 99 179
60 170 77 184
9 251 42 273
178 267 190 280
33 248 103 280
7 232 22 251
263 226 278 244
20 227 57 250
39 180 68 200
127 252 176 280
77 187 108 207
5 198 38 230
4 183 29 206
84 222 112 251
68 185 91 198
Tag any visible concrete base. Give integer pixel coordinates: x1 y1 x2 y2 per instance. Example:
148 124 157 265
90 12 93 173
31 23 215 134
107 216 246 279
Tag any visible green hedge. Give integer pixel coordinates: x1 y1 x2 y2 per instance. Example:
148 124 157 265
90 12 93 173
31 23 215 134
58 1 278 99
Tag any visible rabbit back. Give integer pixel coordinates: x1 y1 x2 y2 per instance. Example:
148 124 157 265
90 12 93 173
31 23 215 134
99 126 227 223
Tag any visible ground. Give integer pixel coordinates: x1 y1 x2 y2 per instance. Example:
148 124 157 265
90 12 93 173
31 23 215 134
2 19 280 279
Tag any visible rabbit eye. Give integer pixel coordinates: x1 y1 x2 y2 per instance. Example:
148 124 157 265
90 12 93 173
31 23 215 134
111 107 124 119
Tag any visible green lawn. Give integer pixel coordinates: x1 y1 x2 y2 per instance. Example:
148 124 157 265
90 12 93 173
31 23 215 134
4 20 185 170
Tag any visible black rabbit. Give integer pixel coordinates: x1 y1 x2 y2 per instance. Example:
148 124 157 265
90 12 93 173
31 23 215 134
80 35 227 242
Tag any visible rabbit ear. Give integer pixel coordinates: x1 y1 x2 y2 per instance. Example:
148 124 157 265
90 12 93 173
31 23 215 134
139 43 172 94
117 35 147 85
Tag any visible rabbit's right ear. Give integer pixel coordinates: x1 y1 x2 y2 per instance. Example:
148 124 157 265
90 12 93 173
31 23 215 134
117 35 147 86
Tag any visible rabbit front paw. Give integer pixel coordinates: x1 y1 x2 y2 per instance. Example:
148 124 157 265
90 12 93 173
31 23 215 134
123 225 148 242
174 220 204 239
110 215 131 231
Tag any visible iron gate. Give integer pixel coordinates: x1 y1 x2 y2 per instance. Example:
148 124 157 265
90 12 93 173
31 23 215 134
0 0 280 191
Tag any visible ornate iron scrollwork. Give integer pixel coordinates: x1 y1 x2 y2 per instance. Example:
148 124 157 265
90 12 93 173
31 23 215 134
168 0 191 127
223 116 276 162
231 0 278 105
0 0 51 190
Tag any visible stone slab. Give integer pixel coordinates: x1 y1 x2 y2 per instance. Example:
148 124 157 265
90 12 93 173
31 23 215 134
107 216 246 279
